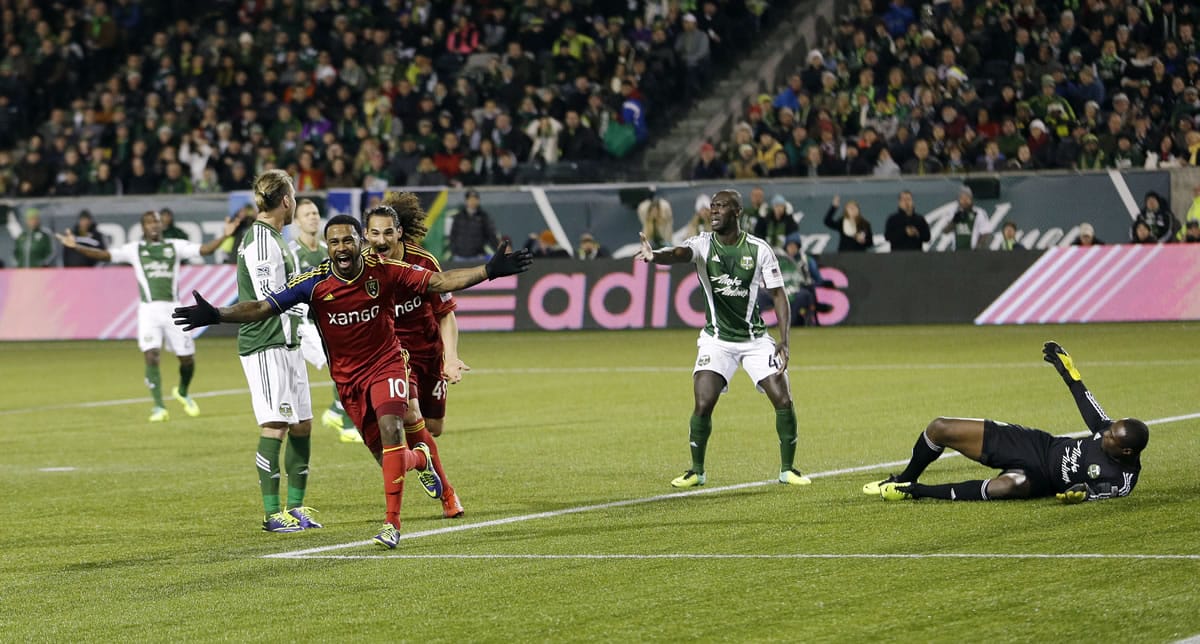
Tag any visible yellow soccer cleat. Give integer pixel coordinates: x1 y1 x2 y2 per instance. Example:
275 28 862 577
779 468 812 486
321 408 343 431
863 475 899 496
670 469 706 488
880 481 914 501
148 407 170 423
339 428 363 443
172 387 200 417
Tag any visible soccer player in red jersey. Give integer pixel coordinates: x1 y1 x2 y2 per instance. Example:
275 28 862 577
174 214 532 547
365 198 465 518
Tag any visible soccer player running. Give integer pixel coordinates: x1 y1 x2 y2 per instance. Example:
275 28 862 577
235 170 322 533
174 215 532 547
366 196 467 518
864 342 1147 503
636 189 812 489
289 198 361 444
57 210 239 422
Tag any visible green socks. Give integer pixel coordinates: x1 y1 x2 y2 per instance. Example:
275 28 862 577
257 436 283 516
775 405 798 472
178 362 195 397
285 434 311 509
689 414 713 474
144 364 164 407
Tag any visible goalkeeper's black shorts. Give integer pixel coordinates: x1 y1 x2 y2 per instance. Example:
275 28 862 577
979 420 1056 498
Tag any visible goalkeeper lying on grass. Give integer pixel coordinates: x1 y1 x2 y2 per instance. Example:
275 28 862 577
864 342 1146 503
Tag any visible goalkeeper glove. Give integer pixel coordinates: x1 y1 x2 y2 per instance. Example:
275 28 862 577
1056 483 1088 504
485 240 534 280
173 290 221 331
1042 341 1082 383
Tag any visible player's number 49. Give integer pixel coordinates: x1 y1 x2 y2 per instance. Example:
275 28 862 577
387 377 409 400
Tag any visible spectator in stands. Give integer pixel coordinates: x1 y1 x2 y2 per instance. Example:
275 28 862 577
731 143 766 178
997 221 1022 250
754 194 798 250
950 186 993 251
59 210 106 267
675 14 711 102
449 189 499 262
14 208 54 268
902 139 943 175
691 142 728 180
558 110 602 162
1073 223 1104 247
1131 220 1156 244
159 208 187 240
823 195 874 252
638 189 674 249
577 232 609 260
1132 191 1180 243
524 229 571 259
884 190 930 252
686 193 713 238
1184 220 1200 243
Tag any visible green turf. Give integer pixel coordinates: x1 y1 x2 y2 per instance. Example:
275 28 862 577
2 323 1199 642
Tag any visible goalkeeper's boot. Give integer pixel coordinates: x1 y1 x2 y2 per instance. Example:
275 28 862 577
262 511 305 533
172 387 200 417
779 468 812 486
374 523 400 549
412 443 443 498
879 481 914 502
671 469 706 488
442 490 465 519
288 506 323 529
148 407 170 423
863 474 900 496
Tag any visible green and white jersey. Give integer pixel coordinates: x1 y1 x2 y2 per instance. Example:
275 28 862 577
237 221 299 356
684 231 785 342
108 239 202 303
289 237 327 272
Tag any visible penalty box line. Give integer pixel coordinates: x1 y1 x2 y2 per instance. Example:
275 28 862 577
272 553 1200 561
264 411 1200 560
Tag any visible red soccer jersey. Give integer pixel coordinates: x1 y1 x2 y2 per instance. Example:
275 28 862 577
391 241 457 356
268 253 433 386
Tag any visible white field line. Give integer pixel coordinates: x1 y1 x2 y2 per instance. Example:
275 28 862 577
5 360 1200 416
263 411 1200 560
278 553 1200 561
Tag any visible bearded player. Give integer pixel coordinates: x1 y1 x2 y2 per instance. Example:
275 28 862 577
174 215 532 547
364 198 465 518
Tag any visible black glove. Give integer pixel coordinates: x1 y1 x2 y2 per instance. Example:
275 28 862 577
173 290 221 331
485 240 533 280
1042 341 1082 383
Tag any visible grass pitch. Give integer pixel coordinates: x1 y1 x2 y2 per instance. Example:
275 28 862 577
2 323 1198 642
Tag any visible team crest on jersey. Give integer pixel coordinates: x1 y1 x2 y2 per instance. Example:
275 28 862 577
1087 464 1101 479
739 256 753 270
365 278 380 298
279 402 294 418
697 355 711 366
322 293 335 301
163 245 175 258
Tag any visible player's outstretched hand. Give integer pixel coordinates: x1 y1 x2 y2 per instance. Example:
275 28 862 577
485 240 533 280
55 230 77 248
1055 483 1088 504
1042 341 1081 382
443 358 470 384
173 290 221 331
636 232 654 263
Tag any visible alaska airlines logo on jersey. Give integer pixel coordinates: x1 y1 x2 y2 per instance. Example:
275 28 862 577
327 305 382 326
1061 440 1083 484
395 295 423 316
142 260 175 279
366 278 380 298
711 274 749 297
739 256 753 270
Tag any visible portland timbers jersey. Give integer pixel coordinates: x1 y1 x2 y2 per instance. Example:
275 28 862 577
683 231 784 342
108 239 202 302
289 237 327 272
237 221 299 356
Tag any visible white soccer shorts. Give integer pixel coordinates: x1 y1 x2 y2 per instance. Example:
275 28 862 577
138 301 195 356
240 346 313 425
693 333 789 393
297 321 327 370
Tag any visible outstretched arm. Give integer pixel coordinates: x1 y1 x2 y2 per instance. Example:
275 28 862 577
56 230 113 262
1042 342 1112 434
198 216 242 256
428 239 532 292
636 232 693 264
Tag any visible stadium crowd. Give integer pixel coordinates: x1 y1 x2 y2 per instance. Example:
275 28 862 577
692 0 1200 180
0 0 775 199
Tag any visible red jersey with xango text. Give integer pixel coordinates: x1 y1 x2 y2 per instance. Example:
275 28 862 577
392 242 457 357
267 253 432 385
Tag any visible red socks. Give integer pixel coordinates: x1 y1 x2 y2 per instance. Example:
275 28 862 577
381 445 428 528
